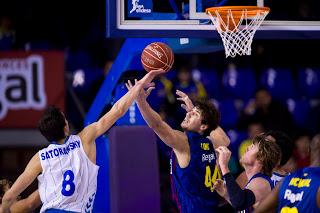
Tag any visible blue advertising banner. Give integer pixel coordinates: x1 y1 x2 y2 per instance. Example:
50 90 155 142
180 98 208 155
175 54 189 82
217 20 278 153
127 0 152 17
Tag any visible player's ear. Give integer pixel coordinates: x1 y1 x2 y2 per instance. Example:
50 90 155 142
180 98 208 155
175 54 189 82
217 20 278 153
64 120 69 136
200 124 208 133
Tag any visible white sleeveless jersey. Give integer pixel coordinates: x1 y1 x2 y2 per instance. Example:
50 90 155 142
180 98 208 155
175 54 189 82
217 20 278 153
38 135 99 213
271 172 287 186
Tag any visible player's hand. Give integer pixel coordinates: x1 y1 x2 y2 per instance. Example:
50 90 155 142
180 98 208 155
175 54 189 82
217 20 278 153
125 79 155 101
139 69 165 86
176 90 194 112
215 146 231 175
213 179 227 198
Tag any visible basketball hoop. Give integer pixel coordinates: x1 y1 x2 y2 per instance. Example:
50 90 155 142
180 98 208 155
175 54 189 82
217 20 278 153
206 6 270 58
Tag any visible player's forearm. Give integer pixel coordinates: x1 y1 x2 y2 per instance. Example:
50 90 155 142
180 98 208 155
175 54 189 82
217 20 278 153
223 173 256 211
136 98 162 129
2 191 16 213
10 190 41 212
112 82 143 117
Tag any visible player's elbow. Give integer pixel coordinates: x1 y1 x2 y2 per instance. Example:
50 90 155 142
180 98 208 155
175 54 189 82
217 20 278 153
111 102 125 118
223 137 231 147
148 121 160 129
2 191 15 206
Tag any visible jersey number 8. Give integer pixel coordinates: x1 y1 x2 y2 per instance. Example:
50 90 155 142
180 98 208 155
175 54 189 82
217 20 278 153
61 170 75 196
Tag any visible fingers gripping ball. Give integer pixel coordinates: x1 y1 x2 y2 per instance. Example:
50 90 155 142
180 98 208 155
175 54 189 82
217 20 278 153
141 42 174 72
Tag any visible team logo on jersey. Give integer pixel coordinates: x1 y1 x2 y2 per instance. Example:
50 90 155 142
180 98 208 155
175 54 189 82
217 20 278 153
0 55 46 119
127 0 152 17
200 143 210 151
85 192 96 213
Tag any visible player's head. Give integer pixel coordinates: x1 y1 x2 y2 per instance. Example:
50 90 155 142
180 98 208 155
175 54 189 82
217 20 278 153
181 100 220 137
38 106 69 142
241 135 281 176
0 178 12 203
263 130 294 167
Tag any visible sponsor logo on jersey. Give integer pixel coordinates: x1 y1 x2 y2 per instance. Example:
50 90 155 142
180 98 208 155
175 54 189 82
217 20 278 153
289 177 311 188
284 189 304 203
202 153 215 163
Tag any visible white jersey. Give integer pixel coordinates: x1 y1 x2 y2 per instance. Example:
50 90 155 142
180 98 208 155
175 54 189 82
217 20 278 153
271 172 287 186
38 135 99 213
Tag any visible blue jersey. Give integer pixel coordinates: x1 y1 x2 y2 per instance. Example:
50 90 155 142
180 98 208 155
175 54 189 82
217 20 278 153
278 167 320 213
241 173 274 213
170 132 221 213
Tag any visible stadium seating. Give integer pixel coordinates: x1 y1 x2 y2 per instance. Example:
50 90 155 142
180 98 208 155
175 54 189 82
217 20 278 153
195 68 221 99
222 67 256 100
287 99 311 128
260 67 296 101
298 67 320 98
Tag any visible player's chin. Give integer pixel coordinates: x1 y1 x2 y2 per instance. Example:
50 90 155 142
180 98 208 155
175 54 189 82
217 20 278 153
180 123 187 130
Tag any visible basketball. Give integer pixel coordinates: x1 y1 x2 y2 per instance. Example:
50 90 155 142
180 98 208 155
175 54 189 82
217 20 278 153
141 42 174 72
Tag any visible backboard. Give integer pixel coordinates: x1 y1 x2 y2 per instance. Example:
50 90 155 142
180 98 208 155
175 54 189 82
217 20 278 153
106 0 320 38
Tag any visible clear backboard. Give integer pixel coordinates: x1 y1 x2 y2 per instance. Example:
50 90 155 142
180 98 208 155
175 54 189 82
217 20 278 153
106 0 320 38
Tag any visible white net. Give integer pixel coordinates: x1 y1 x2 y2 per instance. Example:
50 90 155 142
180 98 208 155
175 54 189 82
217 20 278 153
207 8 269 58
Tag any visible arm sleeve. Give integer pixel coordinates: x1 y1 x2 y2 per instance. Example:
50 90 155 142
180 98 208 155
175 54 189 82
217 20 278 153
223 172 256 211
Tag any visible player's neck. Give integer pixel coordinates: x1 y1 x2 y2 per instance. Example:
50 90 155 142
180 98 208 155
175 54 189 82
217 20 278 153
57 136 68 144
273 167 288 176
244 163 262 180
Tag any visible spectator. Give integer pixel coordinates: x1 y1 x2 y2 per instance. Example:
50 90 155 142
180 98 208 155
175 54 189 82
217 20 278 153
293 134 311 169
0 16 15 50
172 66 207 122
238 121 265 162
238 88 294 135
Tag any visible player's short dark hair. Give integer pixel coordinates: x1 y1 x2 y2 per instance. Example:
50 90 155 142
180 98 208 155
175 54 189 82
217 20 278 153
194 100 220 137
253 135 282 176
38 106 66 142
264 130 294 166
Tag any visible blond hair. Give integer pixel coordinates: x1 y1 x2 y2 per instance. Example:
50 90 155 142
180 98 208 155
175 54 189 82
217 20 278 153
253 135 281 176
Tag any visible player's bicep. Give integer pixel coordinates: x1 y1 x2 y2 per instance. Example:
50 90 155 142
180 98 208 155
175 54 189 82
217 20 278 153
80 109 120 144
255 183 281 213
209 126 230 148
79 123 99 144
247 178 272 203
8 154 42 198
154 122 187 151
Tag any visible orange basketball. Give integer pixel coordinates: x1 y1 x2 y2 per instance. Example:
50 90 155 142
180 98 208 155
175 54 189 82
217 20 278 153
141 42 174 72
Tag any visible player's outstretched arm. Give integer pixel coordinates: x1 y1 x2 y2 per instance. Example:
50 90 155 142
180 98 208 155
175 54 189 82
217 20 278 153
79 69 164 144
176 90 230 148
1 154 41 213
9 190 41 213
126 82 188 152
